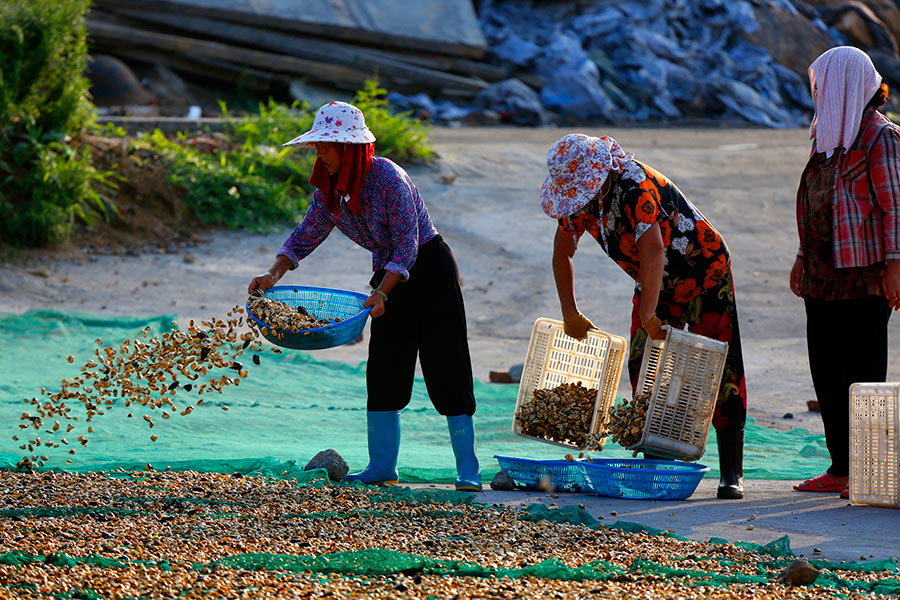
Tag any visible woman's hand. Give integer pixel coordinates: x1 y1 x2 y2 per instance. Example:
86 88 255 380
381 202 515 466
642 314 666 340
248 271 278 295
563 312 596 340
248 255 292 295
364 291 386 318
882 262 900 310
790 256 804 297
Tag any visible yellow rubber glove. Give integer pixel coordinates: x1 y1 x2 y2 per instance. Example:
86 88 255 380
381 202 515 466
563 312 597 340
643 314 666 340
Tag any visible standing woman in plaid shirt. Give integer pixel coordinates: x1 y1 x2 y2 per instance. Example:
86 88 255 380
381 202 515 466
791 47 900 497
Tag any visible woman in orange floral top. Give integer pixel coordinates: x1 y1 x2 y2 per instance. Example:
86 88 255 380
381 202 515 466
542 134 747 500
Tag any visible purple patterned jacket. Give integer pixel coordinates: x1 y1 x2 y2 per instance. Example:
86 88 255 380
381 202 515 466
277 156 437 280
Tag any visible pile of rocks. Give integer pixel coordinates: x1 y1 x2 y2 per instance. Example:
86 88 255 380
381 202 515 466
392 0 900 128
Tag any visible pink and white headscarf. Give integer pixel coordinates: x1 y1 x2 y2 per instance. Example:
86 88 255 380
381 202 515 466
808 46 882 155
541 134 634 218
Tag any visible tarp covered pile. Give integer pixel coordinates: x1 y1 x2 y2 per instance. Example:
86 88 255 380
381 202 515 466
87 0 496 102
85 0 900 127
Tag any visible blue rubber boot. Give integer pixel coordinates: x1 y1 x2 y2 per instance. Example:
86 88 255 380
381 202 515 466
343 410 400 485
447 414 482 491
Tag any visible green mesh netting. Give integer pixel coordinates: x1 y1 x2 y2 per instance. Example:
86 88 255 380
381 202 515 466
6 545 896 594
516 506 797 553
368 486 476 506
194 547 900 592
761 558 900 573
3 501 899 594
519 502 604 529
0 310 831 480
0 550 171 571
199 548 628 581
628 558 771 586
196 548 900 591
709 535 796 558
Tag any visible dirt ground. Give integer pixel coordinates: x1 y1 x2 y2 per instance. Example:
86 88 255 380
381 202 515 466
3 126 898 435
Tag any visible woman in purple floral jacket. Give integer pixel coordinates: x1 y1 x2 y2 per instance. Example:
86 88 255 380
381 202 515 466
248 101 481 491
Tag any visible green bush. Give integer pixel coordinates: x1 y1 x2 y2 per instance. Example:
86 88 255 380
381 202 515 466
0 0 106 247
129 100 314 231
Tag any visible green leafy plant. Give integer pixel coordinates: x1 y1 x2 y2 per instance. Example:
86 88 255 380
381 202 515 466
136 84 433 231
0 0 108 247
91 121 128 138
353 80 434 163
135 128 308 231
128 99 319 231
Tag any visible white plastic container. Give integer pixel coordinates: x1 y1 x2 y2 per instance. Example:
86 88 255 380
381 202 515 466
849 383 900 508
513 318 627 450
629 325 728 461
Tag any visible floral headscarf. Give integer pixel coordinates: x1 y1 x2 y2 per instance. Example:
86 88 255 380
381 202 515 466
541 134 634 218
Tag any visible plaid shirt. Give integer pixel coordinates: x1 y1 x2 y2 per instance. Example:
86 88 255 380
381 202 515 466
797 108 900 267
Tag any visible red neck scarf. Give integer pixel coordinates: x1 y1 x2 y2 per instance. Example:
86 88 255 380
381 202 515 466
309 143 374 215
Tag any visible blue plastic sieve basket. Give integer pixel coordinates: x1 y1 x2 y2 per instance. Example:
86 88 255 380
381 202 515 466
580 458 709 500
494 455 590 493
246 285 371 350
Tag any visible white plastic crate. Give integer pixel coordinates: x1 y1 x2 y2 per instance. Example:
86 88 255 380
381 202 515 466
513 318 627 450
629 325 728 461
849 383 900 509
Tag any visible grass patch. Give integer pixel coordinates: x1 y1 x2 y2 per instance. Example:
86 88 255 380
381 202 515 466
118 81 434 232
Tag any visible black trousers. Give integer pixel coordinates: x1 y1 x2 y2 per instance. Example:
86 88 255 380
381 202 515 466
366 235 476 416
805 295 891 476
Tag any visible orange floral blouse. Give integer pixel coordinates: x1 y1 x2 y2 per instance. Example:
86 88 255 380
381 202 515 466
558 161 730 305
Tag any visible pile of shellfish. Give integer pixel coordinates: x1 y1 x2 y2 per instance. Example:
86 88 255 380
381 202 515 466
515 382 605 450
247 293 335 335
607 392 650 452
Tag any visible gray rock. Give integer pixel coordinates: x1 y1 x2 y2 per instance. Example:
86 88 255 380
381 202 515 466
490 470 516 491
474 79 547 126
776 559 820 586
478 0 836 127
387 91 437 119
304 449 349 482
458 109 501 126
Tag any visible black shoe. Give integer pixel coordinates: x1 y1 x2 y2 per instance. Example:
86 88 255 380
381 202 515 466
716 428 744 500
717 478 744 499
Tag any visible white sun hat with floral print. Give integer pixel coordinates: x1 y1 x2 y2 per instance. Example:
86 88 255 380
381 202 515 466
541 133 634 218
282 101 376 147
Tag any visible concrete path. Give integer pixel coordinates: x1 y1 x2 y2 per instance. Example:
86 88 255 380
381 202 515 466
410 480 900 563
